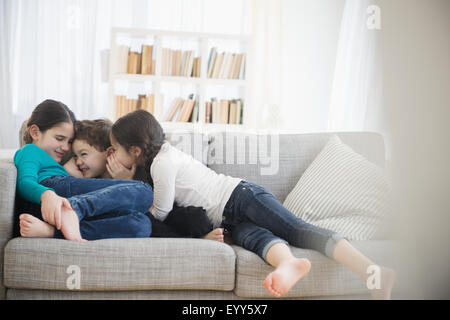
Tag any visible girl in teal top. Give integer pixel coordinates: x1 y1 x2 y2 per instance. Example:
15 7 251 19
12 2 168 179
14 99 153 241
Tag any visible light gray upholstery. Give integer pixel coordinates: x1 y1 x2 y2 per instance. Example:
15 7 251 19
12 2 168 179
0 131 398 300
207 132 385 203
4 238 235 291
233 240 401 298
0 160 17 299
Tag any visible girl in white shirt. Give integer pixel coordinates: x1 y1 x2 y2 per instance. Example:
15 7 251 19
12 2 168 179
109 110 396 299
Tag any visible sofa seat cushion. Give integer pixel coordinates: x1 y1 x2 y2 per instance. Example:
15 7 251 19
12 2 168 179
233 240 401 298
4 237 235 291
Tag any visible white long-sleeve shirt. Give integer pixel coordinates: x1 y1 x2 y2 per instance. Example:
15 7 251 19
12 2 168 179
150 142 242 228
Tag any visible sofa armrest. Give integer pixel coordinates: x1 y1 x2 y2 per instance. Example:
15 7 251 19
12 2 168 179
0 159 17 299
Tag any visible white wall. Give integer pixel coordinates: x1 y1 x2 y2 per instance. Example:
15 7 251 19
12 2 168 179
281 0 346 132
378 0 450 298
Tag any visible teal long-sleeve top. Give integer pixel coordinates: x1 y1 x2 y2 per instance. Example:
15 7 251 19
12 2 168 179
14 144 68 204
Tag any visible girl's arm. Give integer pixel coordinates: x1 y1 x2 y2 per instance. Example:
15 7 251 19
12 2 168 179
15 150 53 204
14 145 69 229
63 157 83 178
150 158 177 221
106 153 136 180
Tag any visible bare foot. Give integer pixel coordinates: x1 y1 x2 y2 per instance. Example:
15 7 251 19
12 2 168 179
60 207 85 242
19 214 54 238
369 266 397 300
202 228 224 242
262 258 311 298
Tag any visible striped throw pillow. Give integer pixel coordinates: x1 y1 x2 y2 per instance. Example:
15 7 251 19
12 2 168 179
283 135 391 240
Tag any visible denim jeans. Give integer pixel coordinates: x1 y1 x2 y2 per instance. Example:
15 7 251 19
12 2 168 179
39 176 153 240
221 181 345 262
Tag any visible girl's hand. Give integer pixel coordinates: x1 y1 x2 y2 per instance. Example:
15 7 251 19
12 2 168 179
106 153 136 180
40 190 73 230
63 157 83 178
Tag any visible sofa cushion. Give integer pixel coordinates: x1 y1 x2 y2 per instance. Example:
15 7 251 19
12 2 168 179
283 135 392 240
207 132 386 203
233 240 401 298
4 237 235 291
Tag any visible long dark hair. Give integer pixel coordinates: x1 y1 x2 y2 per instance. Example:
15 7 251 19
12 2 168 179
23 99 76 144
111 110 165 187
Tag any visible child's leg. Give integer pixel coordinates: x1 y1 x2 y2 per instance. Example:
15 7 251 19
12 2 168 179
233 182 341 256
332 238 397 300
202 228 224 242
19 214 54 238
41 175 146 198
19 210 151 240
67 182 154 221
229 221 311 297
263 242 311 297
78 211 151 240
232 181 396 298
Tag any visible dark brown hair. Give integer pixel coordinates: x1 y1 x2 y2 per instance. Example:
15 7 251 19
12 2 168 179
74 119 113 152
23 99 76 144
111 109 165 186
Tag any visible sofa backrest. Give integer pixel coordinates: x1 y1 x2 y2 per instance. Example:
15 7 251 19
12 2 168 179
16 124 386 203
206 131 386 203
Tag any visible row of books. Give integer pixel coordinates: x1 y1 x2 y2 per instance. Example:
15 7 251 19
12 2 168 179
207 48 246 80
164 94 199 123
114 45 245 80
114 45 155 75
114 93 243 124
205 98 243 124
114 94 155 119
115 45 201 77
161 49 201 77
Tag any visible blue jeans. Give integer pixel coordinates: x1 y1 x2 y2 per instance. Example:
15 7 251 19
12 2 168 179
40 176 153 240
222 181 345 262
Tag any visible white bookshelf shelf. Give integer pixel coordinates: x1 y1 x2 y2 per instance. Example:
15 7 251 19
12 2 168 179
108 27 252 128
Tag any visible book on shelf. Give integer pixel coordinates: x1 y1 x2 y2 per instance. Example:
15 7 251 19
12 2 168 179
164 97 183 121
207 47 218 78
116 45 243 78
220 99 229 124
190 100 199 123
211 53 224 79
177 94 196 122
161 48 200 77
193 57 201 78
205 101 212 124
141 45 154 75
127 51 142 74
115 45 129 73
205 98 243 124
211 98 219 123
207 48 246 80
238 54 246 80
114 93 155 119
163 94 198 123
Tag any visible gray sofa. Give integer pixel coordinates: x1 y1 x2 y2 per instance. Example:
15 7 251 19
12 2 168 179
0 131 401 299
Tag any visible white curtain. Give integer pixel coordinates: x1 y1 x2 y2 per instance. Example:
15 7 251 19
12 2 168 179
279 0 347 133
0 1 19 148
248 0 282 131
0 0 385 148
328 0 384 133
0 0 251 149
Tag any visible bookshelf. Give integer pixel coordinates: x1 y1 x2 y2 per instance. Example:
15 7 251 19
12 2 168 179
108 27 252 130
